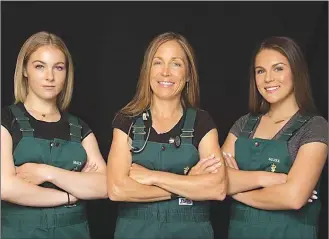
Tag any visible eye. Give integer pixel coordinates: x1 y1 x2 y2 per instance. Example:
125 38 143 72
152 60 161 66
255 69 264 74
35 64 44 69
55 65 65 71
173 62 182 67
274 66 283 72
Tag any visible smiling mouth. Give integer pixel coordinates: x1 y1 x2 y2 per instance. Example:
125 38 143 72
158 81 174 87
265 86 280 93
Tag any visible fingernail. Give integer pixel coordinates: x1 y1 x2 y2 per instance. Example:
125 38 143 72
313 190 317 194
227 153 232 157
313 195 318 199
308 199 312 202
223 152 227 156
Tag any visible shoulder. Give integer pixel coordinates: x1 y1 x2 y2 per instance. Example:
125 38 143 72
112 112 134 135
229 113 251 137
65 112 93 140
296 114 328 146
1 105 15 133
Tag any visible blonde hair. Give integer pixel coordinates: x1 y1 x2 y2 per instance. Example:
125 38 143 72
14 31 74 111
120 32 200 117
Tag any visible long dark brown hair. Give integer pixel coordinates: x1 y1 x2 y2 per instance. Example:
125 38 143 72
248 36 317 114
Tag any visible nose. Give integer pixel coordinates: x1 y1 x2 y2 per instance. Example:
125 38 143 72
264 71 274 83
161 65 171 77
46 68 55 82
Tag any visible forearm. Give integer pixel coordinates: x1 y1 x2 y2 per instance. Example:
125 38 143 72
47 166 107 200
2 176 70 207
232 184 297 210
152 167 226 201
227 168 264 195
109 176 171 202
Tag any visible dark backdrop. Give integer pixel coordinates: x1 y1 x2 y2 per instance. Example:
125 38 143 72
2 2 328 239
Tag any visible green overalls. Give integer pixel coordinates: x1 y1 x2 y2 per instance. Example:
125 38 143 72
228 114 321 239
2 104 90 239
114 108 213 239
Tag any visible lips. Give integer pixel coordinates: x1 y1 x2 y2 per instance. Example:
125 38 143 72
158 81 174 87
265 86 280 93
42 85 55 90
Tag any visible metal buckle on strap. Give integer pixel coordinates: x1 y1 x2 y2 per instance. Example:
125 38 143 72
132 130 146 135
69 122 82 129
282 132 293 136
20 128 34 132
297 119 308 123
70 133 82 139
132 125 146 129
181 129 194 138
64 204 77 208
15 117 29 121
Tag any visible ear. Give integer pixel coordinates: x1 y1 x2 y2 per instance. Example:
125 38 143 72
23 68 28 77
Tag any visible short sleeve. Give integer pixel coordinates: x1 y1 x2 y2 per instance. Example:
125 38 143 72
112 112 134 135
194 109 217 146
229 114 250 137
298 116 328 146
78 118 93 140
1 106 15 135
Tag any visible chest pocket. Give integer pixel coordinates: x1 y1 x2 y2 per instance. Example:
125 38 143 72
10 105 87 172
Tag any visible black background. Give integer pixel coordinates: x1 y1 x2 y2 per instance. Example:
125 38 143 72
2 2 328 239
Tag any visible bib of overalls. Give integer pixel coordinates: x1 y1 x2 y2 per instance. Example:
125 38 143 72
2 104 90 239
114 108 213 239
228 114 321 239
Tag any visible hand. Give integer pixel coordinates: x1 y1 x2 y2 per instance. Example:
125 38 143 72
223 152 239 170
16 163 50 185
260 172 287 188
188 154 222 175
308 190 318 203
129 163 154 185
82 161 98 173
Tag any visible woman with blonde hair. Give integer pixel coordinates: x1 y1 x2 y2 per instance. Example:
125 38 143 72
1 31 107 239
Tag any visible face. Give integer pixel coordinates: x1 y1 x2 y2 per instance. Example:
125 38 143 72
254 49 294 105
24 45 67 101
150 40 188 101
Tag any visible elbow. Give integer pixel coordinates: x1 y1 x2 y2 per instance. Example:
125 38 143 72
210 177 227 201
289 197 308 210
287 187 308 210
214 183 227 201
107 180 126 201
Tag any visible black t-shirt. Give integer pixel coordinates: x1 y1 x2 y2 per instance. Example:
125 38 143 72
112 108 217 149
2 103 92 150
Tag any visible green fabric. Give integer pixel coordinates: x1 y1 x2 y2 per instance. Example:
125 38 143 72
228 114 320 239
115 108 213 239
2 104 90 239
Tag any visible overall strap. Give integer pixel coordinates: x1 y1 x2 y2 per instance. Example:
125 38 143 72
239 114 260 138
278 114 313 141
131 112 148 152
180 108 197 144
67 114 82 143
9 104 34 137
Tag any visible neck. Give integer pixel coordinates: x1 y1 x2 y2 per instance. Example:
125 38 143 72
150 96 183 119
24 93 58 114
268 93 299 118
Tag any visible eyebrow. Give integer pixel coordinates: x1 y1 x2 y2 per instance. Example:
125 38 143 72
32 60 65 65
153 56 184 61
255 62 287 69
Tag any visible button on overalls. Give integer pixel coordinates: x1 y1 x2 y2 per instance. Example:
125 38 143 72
228 114 320 239
114 108 214 239
2 104 91 239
